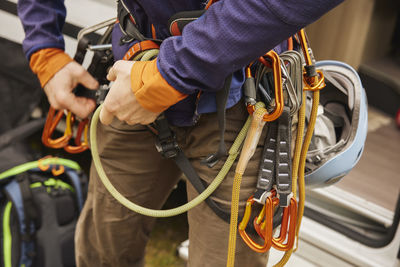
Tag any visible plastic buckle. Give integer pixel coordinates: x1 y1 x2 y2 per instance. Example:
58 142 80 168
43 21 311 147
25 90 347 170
155 134 180 159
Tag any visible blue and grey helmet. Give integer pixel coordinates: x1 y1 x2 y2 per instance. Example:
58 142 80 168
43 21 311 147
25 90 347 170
305 60 368 188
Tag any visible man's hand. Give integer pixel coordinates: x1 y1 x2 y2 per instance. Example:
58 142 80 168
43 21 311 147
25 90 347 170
44 61 98 118
100 60 160 126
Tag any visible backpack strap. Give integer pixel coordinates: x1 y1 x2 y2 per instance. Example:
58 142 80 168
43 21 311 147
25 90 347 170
16 173 39 226
4 179 35 267
64 169 86 211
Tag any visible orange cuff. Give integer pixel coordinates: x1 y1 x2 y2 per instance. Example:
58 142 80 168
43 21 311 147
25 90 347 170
131 59 187 113
30 48 73 87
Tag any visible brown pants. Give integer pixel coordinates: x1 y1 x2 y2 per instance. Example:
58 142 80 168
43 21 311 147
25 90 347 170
75 102 269 267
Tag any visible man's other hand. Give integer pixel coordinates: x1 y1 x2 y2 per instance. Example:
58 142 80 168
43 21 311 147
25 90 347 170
100 60 160 126
44 61 98 118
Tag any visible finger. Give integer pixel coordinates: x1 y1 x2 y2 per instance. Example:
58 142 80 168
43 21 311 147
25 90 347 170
63 94 96 119
99 104 115 125
107 65 117 81
78 70 99 90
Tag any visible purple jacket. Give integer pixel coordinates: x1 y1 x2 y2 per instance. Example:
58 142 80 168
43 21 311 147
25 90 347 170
18 0 343 126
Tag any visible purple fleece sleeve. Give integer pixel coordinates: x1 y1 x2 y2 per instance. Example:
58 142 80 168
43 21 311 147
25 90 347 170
157 0 344 95
18 0 67 59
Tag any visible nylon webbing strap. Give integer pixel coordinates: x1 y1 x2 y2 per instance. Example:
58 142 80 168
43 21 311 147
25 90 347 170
254 121 277 202
155 117 232 222
117 0 145 43
254 107 292 207
201 74 233 168
276 107 292 207
16 173 38 239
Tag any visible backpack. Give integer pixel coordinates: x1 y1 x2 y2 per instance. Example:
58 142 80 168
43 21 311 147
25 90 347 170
0 157 87 267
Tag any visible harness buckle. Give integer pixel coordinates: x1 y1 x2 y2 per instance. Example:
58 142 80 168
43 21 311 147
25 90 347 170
155 135 180 159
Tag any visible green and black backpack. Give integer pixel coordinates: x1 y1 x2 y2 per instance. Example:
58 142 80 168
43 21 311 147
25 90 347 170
0 157 87 267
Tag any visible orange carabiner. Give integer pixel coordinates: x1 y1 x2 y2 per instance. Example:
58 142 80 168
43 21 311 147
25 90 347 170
253 195 279 239
64 118 90 153
51 164 65 176
37 155 52 171
238 196 274 253
298 29 326 91
258 51 284 122
303 69 325 91
42 107 73 149
271 197 298 251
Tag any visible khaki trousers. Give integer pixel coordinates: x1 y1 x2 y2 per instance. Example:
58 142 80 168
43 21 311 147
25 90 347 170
75 101 269 267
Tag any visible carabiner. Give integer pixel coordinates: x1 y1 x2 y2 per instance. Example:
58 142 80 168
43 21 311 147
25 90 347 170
271 196 298 251
238 196 273 253
42 108 73 149
258 51 284 122
253 194 279 239
51 164 65 176
64 118 90 154
37 155 52 171
297 29 326 92
303 69 325 91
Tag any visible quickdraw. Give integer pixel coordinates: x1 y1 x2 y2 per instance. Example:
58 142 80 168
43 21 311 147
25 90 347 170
231 28 327 267
238 195 274 253
271 29 326 267
251 195 297 251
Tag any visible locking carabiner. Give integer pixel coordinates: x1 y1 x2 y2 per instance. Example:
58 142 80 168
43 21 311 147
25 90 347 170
238 196 274 253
